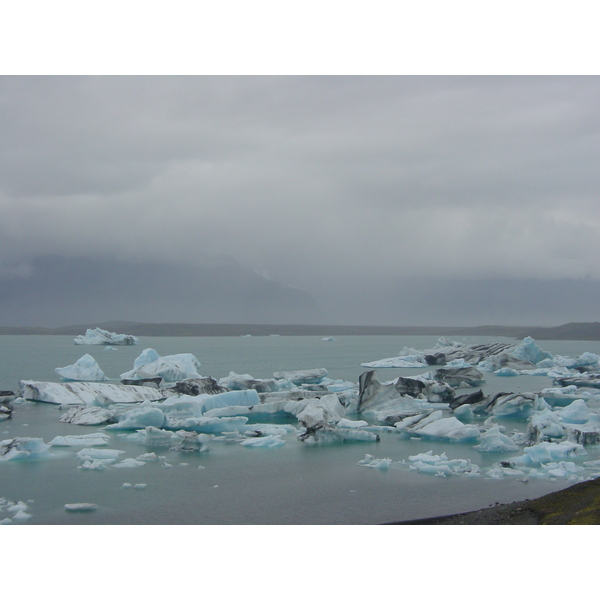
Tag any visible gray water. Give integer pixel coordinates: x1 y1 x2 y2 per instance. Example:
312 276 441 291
2 334 600 525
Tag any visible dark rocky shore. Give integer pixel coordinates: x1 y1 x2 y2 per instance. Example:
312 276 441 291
387 477 600 525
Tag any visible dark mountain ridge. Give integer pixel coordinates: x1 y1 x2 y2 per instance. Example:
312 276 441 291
2 320 600 341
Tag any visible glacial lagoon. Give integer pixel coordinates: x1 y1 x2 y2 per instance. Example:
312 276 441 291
2 333 600 525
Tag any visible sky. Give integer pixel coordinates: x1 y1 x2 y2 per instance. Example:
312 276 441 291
1 2 599 328
1 75 599 327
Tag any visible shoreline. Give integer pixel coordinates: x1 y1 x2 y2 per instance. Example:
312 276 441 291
385 476 600 525
2 320 600 340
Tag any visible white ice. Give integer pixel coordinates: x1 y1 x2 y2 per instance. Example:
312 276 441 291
48 432 110 447
19 380 164 405
121 348 202 382
74 328 139 346
55 354 108 382
1 437 51 461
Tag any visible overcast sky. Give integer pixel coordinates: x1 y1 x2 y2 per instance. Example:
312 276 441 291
1 75 599 326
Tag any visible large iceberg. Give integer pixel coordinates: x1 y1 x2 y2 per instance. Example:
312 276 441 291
121 349 202 382
74 327 139 346
19 380 165 405
55 354 108 382
362 336 557 373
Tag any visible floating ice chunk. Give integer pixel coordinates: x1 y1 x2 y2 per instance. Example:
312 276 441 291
80 459 115 470
407 451 480 476
289 394 347 428
76 448 124 461
243 424 296 437
509 337 553 365
337 418 369 429
169 430 213 452
409 416 481 442
218 372 278 393
74 328 139 346
453 404 474 421
361 356 426 368
65 503 98 511
494 368 519 377
541 461 584 478
121 349 202 382
11 510 32 521
474 426 519 453
135 452 159 462
299 426 379 444
357 454 392 469
541 386 591 407
48 432 110 447
512 441 587 467
105 406 165 430
490 392 541 419
529 409 565 441
435 367 485 388
134 484 147 489
240 435 285 448
558 399 591 424
55 354 108 382
59 406 116 426
1 437 51 460
127 426 175 447
19 380 164 405
322 337 336 342
183 416 249 434
112 458 146 468
273 368 328 385
197 389 260 413
485 466 527 479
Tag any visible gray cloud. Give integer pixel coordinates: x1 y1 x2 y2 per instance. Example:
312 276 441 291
1 75 599 326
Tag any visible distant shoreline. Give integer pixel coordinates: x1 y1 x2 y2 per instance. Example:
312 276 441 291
2 320 600 340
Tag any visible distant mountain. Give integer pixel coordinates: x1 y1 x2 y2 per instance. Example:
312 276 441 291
0 255 323 327
3 319 600 341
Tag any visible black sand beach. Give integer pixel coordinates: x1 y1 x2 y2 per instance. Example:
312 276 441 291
387 476 600 525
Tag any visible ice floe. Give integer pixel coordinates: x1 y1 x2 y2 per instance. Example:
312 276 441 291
121 348 202 382
74 327 139 346
55 354 108 382
19 380 165 405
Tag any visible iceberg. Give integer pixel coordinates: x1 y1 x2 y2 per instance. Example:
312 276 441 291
76 448 124 461
365 336 556 373
55 354 108 382
473 426 520 453
1 437 51 460
121 349 202 382
105 406 166 430
408 415 482 442
59 406 116 426
512 440 587 466
407 451 481 477
218 372 278 393
19 380 164 405
48 432 110 447
64 503 98 511
272 368 328 385
357 454 392 469
434 367 485 388
74 327 139 346
240 435 285 448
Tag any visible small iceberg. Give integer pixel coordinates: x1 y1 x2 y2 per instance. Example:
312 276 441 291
74 328 139 346
55 354 108 382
